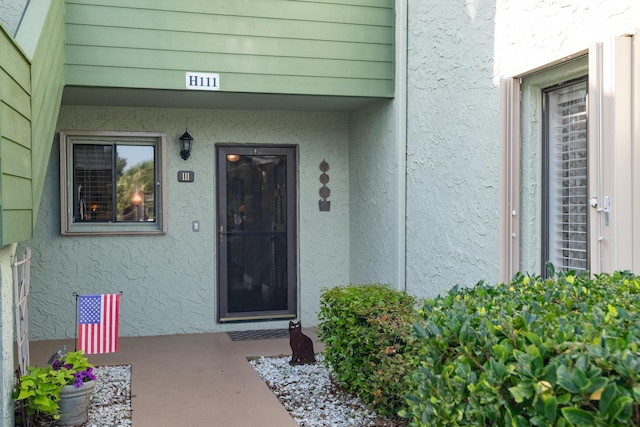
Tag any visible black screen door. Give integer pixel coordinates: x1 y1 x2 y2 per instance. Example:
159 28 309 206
217 145 297 321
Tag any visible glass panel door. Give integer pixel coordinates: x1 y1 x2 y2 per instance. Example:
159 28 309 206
543 78 589 274
217 146 297 321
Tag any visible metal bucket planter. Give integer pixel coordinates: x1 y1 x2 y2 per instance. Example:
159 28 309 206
57 380 95 426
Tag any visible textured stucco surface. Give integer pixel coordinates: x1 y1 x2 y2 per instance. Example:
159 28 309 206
348 100 400 288
0 0 27 36
493 0 639 82
405 0 500 298
0 244 17 426
23 106 349 339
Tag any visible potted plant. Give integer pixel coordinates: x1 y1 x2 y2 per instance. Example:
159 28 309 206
14 350 96 426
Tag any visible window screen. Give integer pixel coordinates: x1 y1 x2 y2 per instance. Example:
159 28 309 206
543 78 588 274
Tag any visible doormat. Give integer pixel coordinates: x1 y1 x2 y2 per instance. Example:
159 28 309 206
228 329 289 341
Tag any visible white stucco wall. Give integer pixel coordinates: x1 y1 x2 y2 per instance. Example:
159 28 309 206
23 106 350 339
347 1 407 291
0 244 17 427
348 100 401 287
405 0 500 297
493 0 639 82
0 0 27 36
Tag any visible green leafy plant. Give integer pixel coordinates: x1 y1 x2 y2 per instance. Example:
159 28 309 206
401 270 640 426
318 283 420 416
51 350 95 388
14 350 95 423
13 365 67 420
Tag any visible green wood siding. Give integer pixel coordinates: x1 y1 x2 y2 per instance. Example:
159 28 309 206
0 0 62 244
2 210 32 244
0 27 32 245
64 0 394 97
28 0 65 228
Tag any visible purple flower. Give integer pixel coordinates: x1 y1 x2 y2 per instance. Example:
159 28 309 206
84 367 96 382
72 368 96 388
73 373 84 388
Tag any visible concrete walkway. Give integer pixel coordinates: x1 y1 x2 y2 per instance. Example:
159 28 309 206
28 328 323 426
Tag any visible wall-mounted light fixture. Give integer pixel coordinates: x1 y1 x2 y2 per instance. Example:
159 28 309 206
179 129 193 160
226 154 240 162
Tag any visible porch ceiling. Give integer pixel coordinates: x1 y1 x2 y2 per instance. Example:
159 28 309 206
62 86 381 112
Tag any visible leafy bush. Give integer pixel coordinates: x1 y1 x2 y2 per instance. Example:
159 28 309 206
402 270 640 426
318 283 420 416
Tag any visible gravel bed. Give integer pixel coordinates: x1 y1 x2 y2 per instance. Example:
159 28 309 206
62 357 406 426
249 354 406 427
83 365 132 427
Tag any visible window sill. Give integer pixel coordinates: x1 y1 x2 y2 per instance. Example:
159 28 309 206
62 223 167 236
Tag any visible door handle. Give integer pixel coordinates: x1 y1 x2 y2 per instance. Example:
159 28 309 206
219 226 225 242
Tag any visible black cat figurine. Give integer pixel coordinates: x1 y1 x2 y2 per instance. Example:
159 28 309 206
288 320 316 365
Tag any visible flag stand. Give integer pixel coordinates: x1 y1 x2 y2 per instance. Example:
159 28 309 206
73 291 123 352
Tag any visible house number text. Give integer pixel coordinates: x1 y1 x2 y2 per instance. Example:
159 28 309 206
185 72 220 91
178 170 195 182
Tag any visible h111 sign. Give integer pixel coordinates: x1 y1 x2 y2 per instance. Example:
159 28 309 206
186 72 220 91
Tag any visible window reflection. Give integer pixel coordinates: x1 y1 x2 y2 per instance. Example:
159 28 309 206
73 144 155 222
116 145 155 222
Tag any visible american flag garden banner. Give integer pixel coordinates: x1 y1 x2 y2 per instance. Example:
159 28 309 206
77 294 120 354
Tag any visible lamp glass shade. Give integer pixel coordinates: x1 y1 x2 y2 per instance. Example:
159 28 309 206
179 130 193 160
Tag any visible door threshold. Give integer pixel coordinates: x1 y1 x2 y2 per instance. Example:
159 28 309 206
219 314 296 323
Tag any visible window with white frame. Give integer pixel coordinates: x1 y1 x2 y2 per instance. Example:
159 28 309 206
500 55 589 279
501 35 639 281
542 78 589 274
60 131 167 235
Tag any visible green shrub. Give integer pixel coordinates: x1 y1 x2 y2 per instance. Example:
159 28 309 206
402 270 640 426
318 283 420 416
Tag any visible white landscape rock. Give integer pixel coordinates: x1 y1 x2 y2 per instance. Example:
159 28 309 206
84 365 132 427
82 357 400 426
249 354 381 427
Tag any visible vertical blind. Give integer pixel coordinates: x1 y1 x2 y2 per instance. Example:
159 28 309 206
546 80 588 273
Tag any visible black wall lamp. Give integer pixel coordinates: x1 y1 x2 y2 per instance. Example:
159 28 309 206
179 129 193 160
